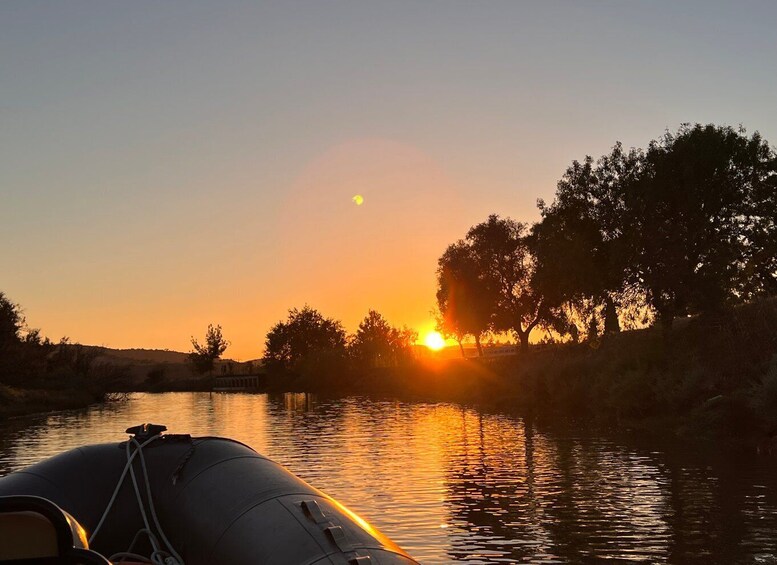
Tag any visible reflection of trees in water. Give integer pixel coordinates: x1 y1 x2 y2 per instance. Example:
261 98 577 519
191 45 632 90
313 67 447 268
280 391 314 412
443 415 656 562
442 413 632 562
0 399 128 475
263 392 347 472
663 450 777 564
199 391 218 431
0 413 53 475
537 434 675 562
443 410 554 562
441 415 777 563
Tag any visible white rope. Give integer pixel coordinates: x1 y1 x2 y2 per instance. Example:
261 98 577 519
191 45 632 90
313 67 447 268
126 440 164 562
131 437 184 565
89 434 161 545
90 434 185 565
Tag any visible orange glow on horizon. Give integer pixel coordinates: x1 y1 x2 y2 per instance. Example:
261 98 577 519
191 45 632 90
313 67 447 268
11 138 469 360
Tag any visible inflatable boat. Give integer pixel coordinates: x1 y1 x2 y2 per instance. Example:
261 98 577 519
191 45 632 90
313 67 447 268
0 424 418 564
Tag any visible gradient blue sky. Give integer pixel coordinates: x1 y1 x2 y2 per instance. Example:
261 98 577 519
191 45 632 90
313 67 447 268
2 1 776 358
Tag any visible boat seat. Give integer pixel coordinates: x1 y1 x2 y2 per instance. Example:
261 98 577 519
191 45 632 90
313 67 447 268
0 496 109 565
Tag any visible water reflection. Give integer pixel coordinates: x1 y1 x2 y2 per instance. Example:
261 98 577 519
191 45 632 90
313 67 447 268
443 412 675 562
0 393 775 564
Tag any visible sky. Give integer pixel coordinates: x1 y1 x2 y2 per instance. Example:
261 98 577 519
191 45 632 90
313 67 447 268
2 1 776 360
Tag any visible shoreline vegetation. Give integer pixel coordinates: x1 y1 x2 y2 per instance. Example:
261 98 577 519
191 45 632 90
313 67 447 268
3 123 776 449
263 298 777 446
2 297 776 450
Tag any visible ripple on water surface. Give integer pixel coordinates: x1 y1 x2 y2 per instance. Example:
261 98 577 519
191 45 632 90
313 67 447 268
1 392 776 564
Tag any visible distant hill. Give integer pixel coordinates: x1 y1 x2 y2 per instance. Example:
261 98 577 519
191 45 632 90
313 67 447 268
100 348 190 364
98 347 251 366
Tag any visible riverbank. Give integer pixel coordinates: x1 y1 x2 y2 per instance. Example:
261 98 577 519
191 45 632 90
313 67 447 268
0 384 107 419
6 298 776 446
266 298 777 446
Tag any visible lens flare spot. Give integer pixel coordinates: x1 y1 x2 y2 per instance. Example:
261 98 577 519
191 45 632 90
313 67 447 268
424 331 446 351
352 194 364 206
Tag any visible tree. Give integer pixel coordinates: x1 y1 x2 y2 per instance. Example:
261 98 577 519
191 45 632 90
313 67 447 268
189 324 229 375
533 124 777 335
436 241 493 356
0 292 60 384
0 292 24 351
532 143 642 337
466 215 548 353
0 292 24 382
349 310 417 367
625 124 777 329
264 306 347 371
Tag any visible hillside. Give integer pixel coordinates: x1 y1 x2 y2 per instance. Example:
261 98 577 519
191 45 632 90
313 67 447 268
100 348 190 364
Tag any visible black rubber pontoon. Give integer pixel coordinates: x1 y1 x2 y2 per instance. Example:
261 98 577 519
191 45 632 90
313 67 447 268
0 425 417 564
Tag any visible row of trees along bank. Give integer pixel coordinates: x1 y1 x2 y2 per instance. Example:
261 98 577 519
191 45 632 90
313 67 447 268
263 306 417 376
437 123 777 354
1 292 128 415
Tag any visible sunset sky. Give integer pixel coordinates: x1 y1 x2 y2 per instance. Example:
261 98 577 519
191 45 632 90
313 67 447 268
2 2 776 359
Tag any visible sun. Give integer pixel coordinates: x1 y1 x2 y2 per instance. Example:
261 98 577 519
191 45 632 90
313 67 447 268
424 331 446 351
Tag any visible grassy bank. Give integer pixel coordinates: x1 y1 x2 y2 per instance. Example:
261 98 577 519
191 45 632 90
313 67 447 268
512 298 777 441
0 384 107 419
0 374 211 419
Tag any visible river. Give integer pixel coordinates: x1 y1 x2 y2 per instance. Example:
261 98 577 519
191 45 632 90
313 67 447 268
1 392 776 564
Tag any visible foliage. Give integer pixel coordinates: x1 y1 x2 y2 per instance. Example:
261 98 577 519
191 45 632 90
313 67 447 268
533 143 639 308
466 215 554 352
189 324 229 375
264 306 347 372
0 292 55 384
145 366 166 388
436 215 568 353
349 310 417 367
0 292 129 411
533 144 643 339
625 124 777 328
533 123 777 333
436 240 493 355
46 338 100 378
0 292 24 349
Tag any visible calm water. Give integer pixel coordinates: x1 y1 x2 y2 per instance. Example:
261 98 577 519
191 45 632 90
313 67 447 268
1 392 776 564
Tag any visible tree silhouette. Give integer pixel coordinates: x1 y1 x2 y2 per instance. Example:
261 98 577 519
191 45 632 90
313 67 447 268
349 310 417 367
0 292 23 351
467 215 548 353
264 306 346 371
0 293 25 382
0 293 56 383
189 324 229 375
436 241 493 356
625 124 777 329
533 124 777 334
532 143 641 337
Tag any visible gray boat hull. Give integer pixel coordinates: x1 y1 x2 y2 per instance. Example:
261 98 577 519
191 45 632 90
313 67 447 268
0 433 417 564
